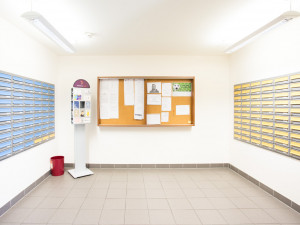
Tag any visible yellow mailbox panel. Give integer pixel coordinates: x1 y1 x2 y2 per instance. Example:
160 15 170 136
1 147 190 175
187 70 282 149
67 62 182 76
275 76 288 83
274 130 289 137
262 142 273 148
275 145 289 153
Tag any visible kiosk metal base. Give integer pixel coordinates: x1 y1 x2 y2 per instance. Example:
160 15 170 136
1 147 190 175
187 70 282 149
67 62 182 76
68 168 94 179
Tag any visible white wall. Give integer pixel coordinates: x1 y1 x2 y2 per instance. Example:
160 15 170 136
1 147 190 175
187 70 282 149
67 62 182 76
229 18 300 204
57 55 230 164
0 17 58 208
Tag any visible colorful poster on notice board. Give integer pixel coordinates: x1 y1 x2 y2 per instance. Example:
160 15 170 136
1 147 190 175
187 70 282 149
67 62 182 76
172 83 192 96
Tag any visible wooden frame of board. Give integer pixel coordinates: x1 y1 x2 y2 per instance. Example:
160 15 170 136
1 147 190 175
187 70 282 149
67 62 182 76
97 76 195 126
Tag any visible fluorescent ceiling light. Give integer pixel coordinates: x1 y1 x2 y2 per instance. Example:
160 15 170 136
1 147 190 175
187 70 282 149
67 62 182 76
22 11 75 53
225 11 300 54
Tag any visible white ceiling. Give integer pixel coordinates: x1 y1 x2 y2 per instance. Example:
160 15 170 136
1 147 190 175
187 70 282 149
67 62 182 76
0 0 299 55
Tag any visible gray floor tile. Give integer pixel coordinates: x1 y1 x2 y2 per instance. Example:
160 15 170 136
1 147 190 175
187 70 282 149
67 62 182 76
125 209 149 224
0 208 32 223
147 199 170 210
81 198 105 210
126 198 148 209
149 210 175 224
22 208 55 224
219 209 252 224
196 209 227 225
48 208 78 224
172 209 201 224
73 209 101 224
241 208 277 223
265 208 300 223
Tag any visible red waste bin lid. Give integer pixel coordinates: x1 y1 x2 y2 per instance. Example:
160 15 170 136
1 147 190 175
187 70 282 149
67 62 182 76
51 156 64 160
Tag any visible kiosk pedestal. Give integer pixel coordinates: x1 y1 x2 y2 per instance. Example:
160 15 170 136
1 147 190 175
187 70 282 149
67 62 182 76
68 79 93 179
68 124 93 178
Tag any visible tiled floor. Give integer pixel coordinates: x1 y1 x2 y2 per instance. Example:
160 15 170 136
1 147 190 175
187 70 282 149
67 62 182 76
0 168 299 225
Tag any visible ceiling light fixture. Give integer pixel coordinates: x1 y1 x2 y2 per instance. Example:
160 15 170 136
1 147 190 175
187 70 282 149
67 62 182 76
22 11 75 53
225 11 300 54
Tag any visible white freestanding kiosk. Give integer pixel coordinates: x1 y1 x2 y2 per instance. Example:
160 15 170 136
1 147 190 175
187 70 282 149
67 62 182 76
69 79 93 178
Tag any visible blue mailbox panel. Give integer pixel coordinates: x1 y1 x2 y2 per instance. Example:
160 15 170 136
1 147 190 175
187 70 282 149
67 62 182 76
0 70 55 161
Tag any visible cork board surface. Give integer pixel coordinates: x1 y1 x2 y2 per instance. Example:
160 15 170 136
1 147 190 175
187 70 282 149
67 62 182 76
98 77 194 126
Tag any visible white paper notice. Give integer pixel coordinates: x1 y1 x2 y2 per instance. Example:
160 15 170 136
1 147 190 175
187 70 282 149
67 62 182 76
161 112 169 122
176 105 190 115
162 83 172 96
100 79 119 119
147 82 161 93
124 79 134 106
147 114 161 125
147 94 161 105
161 97 171 111
134 79 144 120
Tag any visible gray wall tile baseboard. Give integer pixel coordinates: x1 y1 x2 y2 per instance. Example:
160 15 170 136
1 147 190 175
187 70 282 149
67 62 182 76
229 164 300 213
0 170 50 217
65 163 230 169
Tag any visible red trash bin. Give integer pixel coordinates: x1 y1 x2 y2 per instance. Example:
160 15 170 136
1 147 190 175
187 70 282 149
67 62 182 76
50 156 64 176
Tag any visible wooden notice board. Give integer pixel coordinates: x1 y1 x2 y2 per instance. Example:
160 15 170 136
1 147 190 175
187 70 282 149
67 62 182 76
97 76 195 126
